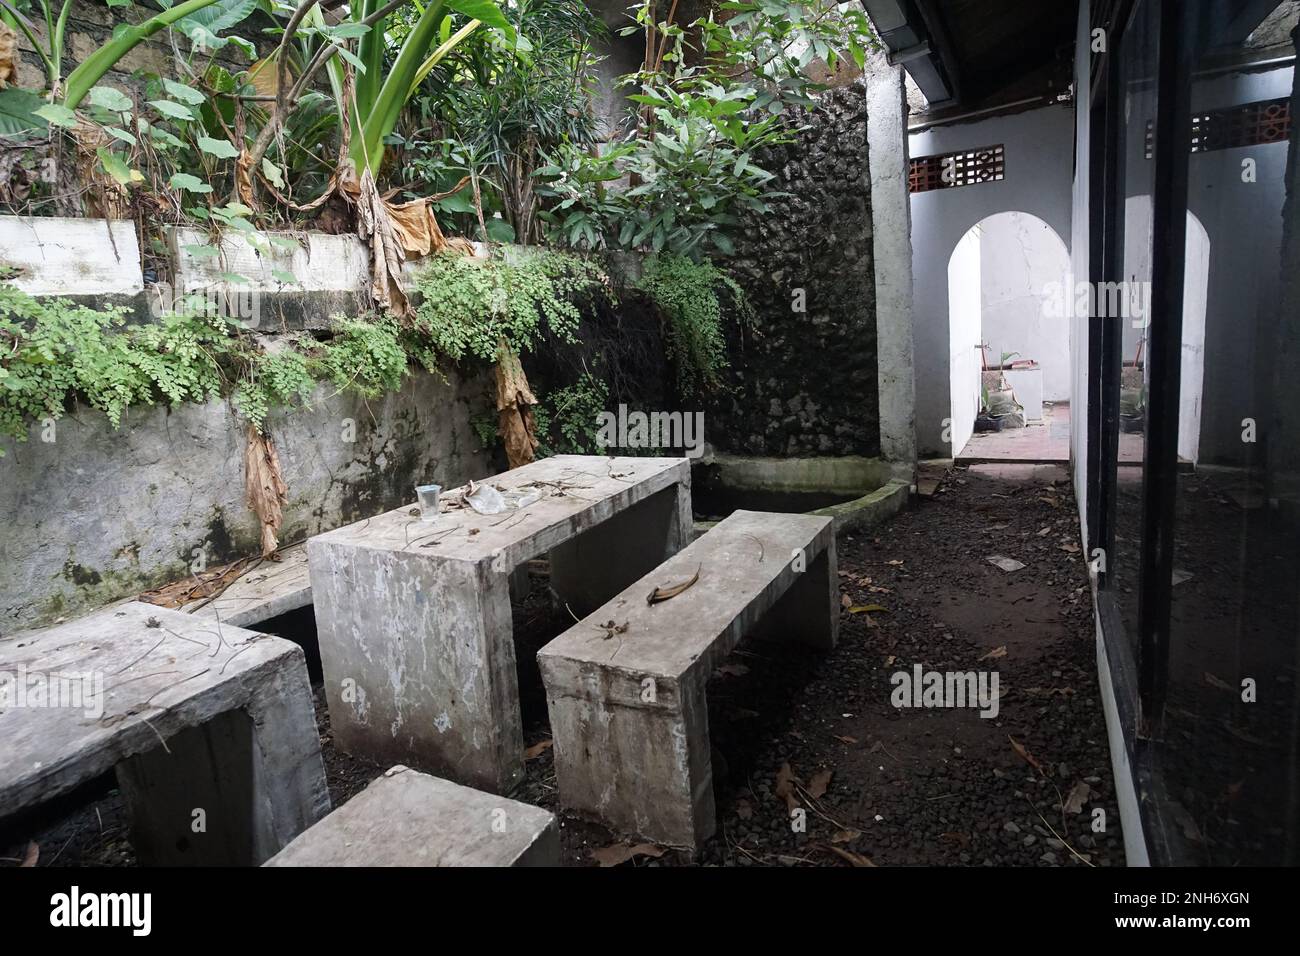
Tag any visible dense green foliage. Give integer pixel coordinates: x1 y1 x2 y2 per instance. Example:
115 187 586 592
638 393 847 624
0 284 234 447
536 0 876 258
411 249 611 362
638 253 751 395
532 370 609 457
398 0 605 244
0 245 625 449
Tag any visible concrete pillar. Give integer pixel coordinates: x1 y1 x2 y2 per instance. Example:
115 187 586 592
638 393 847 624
865 49 918 479
116 650 329 866
312 545 525 794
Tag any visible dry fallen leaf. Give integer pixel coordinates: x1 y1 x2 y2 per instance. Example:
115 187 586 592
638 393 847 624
495 345 540 469
1063 781 1092 814
831 829 861 844
20 841 38 867
826 844 876 867
978 645 1008 661
0 24 17 90
592 842 666 867
847 604 889 615
647 564 702 605
775 762 800 813
833 734 859 745
808 768 833 799
523 739 553 760
244 426 289 557
1010 736 1043 772
841 593 853 609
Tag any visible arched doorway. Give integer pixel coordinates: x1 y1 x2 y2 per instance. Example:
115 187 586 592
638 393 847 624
947 212 1072 460
1121 199 1211 464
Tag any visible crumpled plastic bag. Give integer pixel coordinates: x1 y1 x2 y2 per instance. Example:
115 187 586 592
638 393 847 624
465 483 507 515
464 482 544 515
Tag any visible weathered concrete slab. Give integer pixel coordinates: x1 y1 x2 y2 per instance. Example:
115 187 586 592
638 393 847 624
538 509 837 848
265 765 559 867
1 215 143 296
307 455 691 794
184 544 312 628
0 602 329 864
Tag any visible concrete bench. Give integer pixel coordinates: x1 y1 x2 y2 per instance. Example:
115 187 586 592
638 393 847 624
308 455 691 795
182 544 312 628
0 602 330 865
264 765 559 866
537 509 838 848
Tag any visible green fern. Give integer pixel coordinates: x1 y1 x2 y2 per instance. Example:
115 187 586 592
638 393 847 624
637 253 751 395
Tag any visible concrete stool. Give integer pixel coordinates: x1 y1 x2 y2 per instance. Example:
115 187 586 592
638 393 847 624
0 602 329 865
264 766 560 866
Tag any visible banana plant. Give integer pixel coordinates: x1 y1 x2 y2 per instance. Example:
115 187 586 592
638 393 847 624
0 0 232 108
312 0 511 176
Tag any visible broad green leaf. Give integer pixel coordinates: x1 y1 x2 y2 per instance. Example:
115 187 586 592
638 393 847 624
445 0 513 37
435 192 475 214
197 135 239 159
169 172 213 193
183 243 221 259
96 147 143 186
162 79 207 105
149 99 197 121
34 103 78 129
326 22 371 40
105 126 137 146
271 269 297 285
169 0 258 52
260 157 285 188
88 86 133 114
148 126 186 149
334 45 367 75
484 218 515 243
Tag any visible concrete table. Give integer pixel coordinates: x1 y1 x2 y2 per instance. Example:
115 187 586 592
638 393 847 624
0 602 330 865
308 455 692 794
265 765 559 867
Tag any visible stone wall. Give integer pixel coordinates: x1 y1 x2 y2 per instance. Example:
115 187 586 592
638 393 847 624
0 369 491 633
711 81 880 458
8 0 255 94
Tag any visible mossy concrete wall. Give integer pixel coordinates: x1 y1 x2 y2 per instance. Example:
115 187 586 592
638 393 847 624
0 370 490 634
